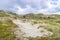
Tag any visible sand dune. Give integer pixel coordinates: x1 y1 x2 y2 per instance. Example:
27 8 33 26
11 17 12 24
12 19 53 38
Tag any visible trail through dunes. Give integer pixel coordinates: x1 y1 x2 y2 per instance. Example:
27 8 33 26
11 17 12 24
12 19 53 38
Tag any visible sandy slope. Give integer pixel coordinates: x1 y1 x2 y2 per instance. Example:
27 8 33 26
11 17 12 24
12 19 53 38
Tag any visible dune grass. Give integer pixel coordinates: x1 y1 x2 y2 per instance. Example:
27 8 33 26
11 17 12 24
0 19 17 40
26 18 60 40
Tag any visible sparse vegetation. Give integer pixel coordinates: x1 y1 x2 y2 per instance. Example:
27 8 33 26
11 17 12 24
0 10 60 40
0 18 17 40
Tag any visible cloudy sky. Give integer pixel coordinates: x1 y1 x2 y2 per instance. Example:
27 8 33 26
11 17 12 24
0 0 60 14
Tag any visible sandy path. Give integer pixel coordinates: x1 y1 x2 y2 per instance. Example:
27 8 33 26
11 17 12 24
12 19 53 38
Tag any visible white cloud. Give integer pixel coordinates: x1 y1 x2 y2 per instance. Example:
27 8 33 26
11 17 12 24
0 0 60 14
15 0 60 13
12 5 37 14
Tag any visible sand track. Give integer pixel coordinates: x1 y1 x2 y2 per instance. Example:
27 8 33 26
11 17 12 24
12 19 53 38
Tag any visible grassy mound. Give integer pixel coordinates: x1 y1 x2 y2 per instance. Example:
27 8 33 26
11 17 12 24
0 18 17 40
